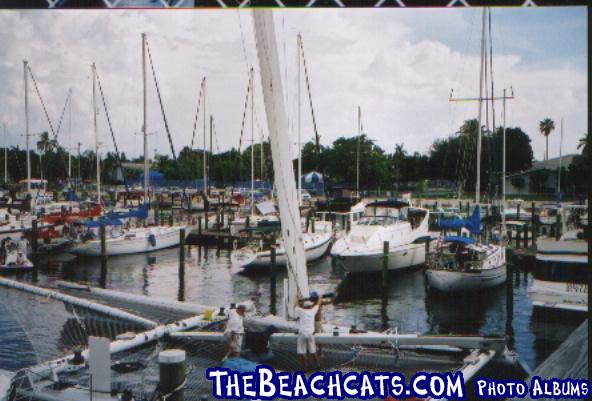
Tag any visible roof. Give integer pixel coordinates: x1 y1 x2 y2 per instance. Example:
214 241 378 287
506 154 577 178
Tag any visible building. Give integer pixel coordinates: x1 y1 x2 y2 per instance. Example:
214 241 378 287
504 154 576 195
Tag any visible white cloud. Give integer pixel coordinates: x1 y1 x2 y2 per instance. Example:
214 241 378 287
0 8 586 166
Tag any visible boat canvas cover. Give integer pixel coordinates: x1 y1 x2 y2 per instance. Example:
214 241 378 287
443 235 476 245
438 205 481 234
255 201 276 215
84 218 123 228
107 204 149 220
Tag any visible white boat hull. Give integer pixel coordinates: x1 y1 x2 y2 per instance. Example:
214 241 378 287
70 226 188 257
231 233 332 269
528 279 587 312
334 242 426 273
426 263 507 292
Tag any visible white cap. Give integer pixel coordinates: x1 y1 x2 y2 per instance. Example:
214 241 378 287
158 349 186 364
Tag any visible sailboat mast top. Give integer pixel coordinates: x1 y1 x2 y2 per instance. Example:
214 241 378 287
142 33 149 203
251 67 255 215
203 79 207 196
475 7 487 205
357 106 361 197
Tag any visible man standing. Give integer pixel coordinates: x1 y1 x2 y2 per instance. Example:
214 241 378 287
223 304 246 360
295 292 322 371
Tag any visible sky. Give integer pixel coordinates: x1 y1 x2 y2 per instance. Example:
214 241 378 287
0 7 587 165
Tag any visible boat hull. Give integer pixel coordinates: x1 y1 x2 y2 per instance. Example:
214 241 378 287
529 279 587 312
334 243 426 273
426 263 507 292
70 226 188 257
232 234 332 270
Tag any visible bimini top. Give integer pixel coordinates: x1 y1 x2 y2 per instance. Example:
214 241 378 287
443 235 475 245
366 199 410 209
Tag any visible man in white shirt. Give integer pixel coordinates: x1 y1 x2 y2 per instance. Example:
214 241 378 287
223 304 246 360
294 292 322 371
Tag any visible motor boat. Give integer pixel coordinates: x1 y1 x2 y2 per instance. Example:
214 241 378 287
330 200 430 274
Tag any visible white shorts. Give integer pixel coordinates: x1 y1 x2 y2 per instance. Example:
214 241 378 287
225 332 244 353
297 333 316 355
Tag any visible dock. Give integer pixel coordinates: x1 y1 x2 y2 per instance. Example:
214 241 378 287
516 319 588 401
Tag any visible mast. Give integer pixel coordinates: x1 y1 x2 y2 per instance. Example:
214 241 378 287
142 33 149 203
203 79 207 197
475 8 486 205
251 67 255 214
252 10 310 318
357 106 361 197
68 88 72 186
297 33 302 206
209 114 213 196
24 60 31 193
557 118 563 206
92 63 101 203
3 123 6 184
502 88 506 234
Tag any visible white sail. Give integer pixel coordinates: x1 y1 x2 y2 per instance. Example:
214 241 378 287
252 10 310 317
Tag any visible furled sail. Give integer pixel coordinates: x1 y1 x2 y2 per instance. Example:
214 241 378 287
252 10 310 317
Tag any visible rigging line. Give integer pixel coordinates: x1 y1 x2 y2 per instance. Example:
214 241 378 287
26 65 56 139
145 38 186 200
299 36 322 178
238 71 253 154
190 77 205 150
236 10 251 79
95 68 130 193
54 89 72 140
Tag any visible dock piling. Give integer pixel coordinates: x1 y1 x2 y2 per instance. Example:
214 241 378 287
270 245 277 315
382 241 389 291
158 349 186 401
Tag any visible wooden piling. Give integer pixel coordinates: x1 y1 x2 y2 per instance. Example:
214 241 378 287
515 228 522 249
159 350 186 401
311 218 315 234
100 223 107 258
270 246 277 315
179 228 186 265
31 219 38 256
523 224 529 248
198 216 202 236
555 212 562 240
517 202 521 220
531 202 537 247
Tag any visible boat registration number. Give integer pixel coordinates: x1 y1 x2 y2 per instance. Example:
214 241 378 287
566 283 588 293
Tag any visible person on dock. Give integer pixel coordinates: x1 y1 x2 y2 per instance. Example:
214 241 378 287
223 304 246 360
295 292 323 371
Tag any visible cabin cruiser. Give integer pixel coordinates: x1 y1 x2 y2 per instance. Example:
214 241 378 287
425 206 507 292
503 199 531 221
529 206 588 312
538 204 560 225
229 200 279 236
330 200 430 273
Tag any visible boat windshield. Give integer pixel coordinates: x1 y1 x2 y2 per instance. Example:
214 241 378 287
358 216 397 226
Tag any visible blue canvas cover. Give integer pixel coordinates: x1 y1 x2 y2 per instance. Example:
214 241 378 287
106 204 149 220
437 205 481 234
443 235 476 245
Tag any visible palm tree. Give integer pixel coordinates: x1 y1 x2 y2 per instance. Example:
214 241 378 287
36 131 57 182
538 118 555 161
577 132 589 155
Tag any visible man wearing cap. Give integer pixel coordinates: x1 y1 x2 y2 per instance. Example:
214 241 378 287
223 304 246 360
294 292 322 371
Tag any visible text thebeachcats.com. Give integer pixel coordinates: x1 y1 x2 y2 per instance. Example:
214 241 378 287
206 366 590 400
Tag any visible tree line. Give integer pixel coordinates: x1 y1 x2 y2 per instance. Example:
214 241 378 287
2 119 588 196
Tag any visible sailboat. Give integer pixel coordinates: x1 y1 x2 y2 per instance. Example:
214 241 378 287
69 35 187 257
425 8 507 292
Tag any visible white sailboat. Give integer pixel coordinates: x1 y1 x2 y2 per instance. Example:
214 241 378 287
331 200 430 273
70 35 187 257
425 8 507 292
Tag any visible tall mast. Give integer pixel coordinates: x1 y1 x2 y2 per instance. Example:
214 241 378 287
475 8 487 205
24 60 31 193
68 88 72 185
557 118 563 205
250 67 255 214
3 123 7 184
203 79 207 196
92 63 101 203
297 33 302 206
209 114 213 197
142 33 149 203
357 106 361 196
502 88 506 234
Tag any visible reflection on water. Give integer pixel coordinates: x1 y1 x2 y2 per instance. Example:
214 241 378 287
0 247 586 372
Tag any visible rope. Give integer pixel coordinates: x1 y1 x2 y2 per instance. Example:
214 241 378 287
299 36 324 194
95 68 130 193
145 38 186 201
190 77 205 150
54 89 71 141
26 65 56 138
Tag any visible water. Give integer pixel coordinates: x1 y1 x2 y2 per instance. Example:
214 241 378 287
0 247 585 373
